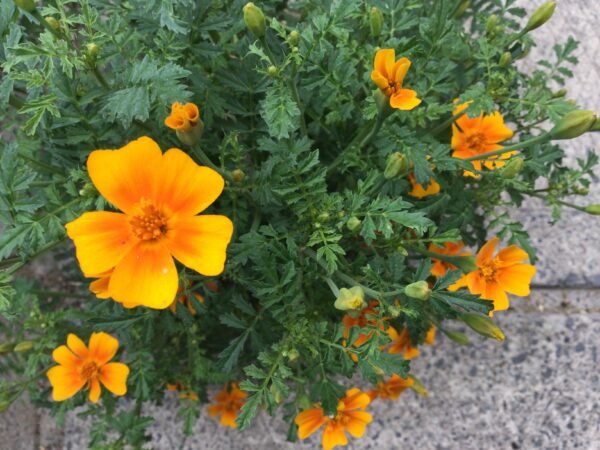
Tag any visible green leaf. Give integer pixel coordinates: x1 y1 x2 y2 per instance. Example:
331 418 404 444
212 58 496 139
260 82 300 139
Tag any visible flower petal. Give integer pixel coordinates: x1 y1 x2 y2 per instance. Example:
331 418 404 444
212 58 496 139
90 274 111 299
89 332 119 365
481 112 513 143
343 388 371 410
220 409 238 428
374 48 395 79
296 408 328 439
155 149 225 216
52 345 80 368
390 89 422 110
392 57 411 85
109 243 178 309
99 362 129 396
87 136 162 214
370 70 389 91
166 215 234 276
345 411 373 438
496 264 536 296
65 212 136 276
88 378 101 403
67 334 89 359
476 238 498 266
47 366 85 401
323 423 348 450
495 245 529 266
483 282 509 312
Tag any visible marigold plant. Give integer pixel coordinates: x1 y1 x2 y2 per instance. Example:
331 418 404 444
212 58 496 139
0 0 598 448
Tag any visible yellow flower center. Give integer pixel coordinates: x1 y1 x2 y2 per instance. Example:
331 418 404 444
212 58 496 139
466 132 486 152
130 201 168 241
479 262 497 281
80 361 99 380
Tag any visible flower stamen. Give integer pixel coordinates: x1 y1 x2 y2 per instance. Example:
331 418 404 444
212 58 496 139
130 202 168 241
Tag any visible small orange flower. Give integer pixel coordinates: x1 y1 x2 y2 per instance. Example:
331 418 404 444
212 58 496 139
168 283 205 315
371 49 421 110
295 388 373 450
207 383 247 428
425 325 436 345
65 137 233 309
165 102 200 132
166 382 199 401
449 237 536 314
408 173 440 198
428 241 471 277
451 103 515 175
47 332 129 403
368 374 414 401
342 301 385 362
387 326 420 359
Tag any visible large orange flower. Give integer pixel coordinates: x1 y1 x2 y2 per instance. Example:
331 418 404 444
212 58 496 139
47 332 129 403
295 388 373 450
451 103 515 174
368 374 414 401
449 237 536 314
66 137 233 309
371 49 421 110
428 240 471 277
207 382 247 428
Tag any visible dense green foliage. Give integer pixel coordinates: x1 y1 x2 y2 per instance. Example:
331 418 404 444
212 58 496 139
0 0 597 447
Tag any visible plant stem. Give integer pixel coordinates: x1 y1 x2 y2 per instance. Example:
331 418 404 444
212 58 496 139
464 132 551 161
428 111 465 136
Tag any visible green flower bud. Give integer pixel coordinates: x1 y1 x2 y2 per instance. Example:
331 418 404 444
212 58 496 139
443 330 471 345
0 342 14 354
243 2 266 38
461 313 505 341
409 376 429 397
14 340 33 352
79 182 96 197
387 305 401 318
267 65 278 77
453 0 470 18
317 212 330 222
286 348 299 361
551 110 597 140
525 1 556 32
85 42 99 64
232 168 245 183
591 118 600 132
346 216 362 231
498 52 512 68
369 7 383 37
485 14 498 35
384 152 408 179
404 280 431 301
584 204 600 215
289 30 300 46
270 384 284 404
176 120 204 146
502 157 524 179
373 89 389 113
334 286 366 311
396 245 408 257
552 88 567 98
44 17 60 31
13 0 35 12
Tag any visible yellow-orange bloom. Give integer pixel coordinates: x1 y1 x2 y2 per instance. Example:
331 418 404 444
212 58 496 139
295 388 373 450
428 241 471 277
449 237 536 314
371 49 421 110
207 383 247 428
451 103 515 175
342 301 385 362
368 374 414 401
65 137 234 309
47 332 129 403
165 102 200 132
408 173 440 198
387 326 420 359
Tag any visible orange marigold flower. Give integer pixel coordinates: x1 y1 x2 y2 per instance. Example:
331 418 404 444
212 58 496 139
295 388 373 450
46 332 129 403
371 49 421 110
368 374 414 401
387 326 420 359
165 102 200 132
207 382 247 428
449 237 536 314
166 382 199 401
342 301 385 362
451 103 515 175
408 173 440 198
428 240 471 277
65 136 234 310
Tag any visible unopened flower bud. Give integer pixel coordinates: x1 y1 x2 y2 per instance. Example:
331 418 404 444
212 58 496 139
44 17 60 30
14 341 34 352
270 384 284 404
289 30 300 46
317 212 330 222
78 182 96 197
384 152 408 179
444 330 471 345
369 7 383 37
0 342 14 354
552 88 567 98
498 52 512 68
502 157 524 179
404 281 431 301
551 110 597 140
334 286 366 311
373 89 389 113
232 168 245 182
176 120 204 146
409 376 429 397
243 2 266 38
346 216 362 231
13 0 35 12
453 0 470 18
584 204 600 215
267 65 278 77
85 42 99 64
396 245 408 257
371 363 385 376
461 313 505 341
286 348 299 361
387 305 401 318
525 1 556 33
591 118 600 132
485 15 498 35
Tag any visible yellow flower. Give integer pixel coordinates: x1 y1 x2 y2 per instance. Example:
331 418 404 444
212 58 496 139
65 136 234 309
408 172 440 198
451 103 515 175
449 237 536 314
207 383 247 428
46 332 129 403
428 241 471 277
164 102 200 132
368 374 414 401
295 388 373 450
370 49 421 110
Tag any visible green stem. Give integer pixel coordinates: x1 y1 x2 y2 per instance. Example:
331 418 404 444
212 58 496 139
192 144 232 182
5 237 67 275
91 66 110 90
464 132 551 161
527 192 588 212
428 111 466 136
